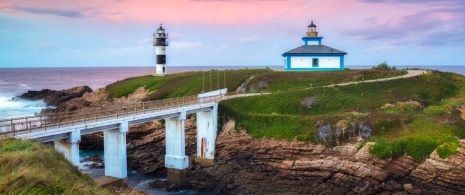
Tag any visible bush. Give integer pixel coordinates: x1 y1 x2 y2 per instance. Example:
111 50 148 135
373 61 392 71
369 140 404 159
423 105 447 116
370 137 440 161
436 141 459 159
403 136 439 161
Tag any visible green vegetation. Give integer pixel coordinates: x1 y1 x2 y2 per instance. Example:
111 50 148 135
106 67 465 161
246 69 406 92
374 61 396 71
0 138 114 194
219 70 465 161
106 69 271 100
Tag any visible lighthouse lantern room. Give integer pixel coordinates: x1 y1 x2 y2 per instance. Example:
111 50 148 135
153 24 168 75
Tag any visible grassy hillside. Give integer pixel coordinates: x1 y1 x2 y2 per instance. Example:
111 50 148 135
0 138 114 194
105 68 272 100
219 71 465 161
246 69 406 92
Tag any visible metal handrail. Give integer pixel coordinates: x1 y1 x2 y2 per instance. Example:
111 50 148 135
0 94 223 138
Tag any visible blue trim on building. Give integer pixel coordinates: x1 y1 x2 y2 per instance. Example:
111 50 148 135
302 37 323 45
283 53 346 57
284 67 344 71
340 56 344 69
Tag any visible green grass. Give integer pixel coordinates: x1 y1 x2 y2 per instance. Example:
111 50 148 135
246 69 407 92
0 138 113 194
219 71 465 161
105 69 271 100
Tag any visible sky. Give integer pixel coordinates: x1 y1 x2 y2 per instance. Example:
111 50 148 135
0 0 465 68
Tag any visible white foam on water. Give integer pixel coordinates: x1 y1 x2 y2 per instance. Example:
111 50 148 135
0 96 48 119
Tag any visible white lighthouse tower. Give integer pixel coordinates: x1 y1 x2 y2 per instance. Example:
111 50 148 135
153 24 168 75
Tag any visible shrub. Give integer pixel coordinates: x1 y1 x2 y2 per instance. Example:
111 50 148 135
403 136 439 161
423 105 447 116
436 141 459 159
369 140 404 159
373 61 392 71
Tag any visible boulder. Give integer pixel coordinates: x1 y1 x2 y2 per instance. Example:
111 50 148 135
18 86 92 106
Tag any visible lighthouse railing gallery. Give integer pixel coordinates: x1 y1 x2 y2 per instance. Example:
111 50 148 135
0 94 228 138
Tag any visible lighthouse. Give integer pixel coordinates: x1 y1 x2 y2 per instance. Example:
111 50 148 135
153 24 168 75
282 21 347 71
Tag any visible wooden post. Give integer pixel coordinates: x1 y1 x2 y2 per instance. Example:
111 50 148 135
26 117 29 131
143 102 146 114
11 119 15 136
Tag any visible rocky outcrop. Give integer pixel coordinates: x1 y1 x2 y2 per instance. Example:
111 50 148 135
79 116 465 194
18 86 92 106
53 88 109 112
115 87 152 103
458 105 465 120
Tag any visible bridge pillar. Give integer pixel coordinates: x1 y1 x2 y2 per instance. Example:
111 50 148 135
165 110 188 185
103 121 128 183
54 129 81 166
195 104 218 167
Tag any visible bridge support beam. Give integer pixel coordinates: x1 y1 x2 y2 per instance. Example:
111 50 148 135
103 121 128 184
194 104 218 167
54 129 81 166
165 111 188 185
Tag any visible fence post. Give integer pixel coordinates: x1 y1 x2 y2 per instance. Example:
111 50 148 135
26 117 29 131
11 119 15 136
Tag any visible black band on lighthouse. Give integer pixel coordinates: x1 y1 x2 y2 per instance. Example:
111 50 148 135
157 55 166 64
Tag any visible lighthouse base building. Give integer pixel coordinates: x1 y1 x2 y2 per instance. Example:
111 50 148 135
282 21 347 71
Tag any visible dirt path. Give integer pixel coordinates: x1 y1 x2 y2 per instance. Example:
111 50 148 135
326 69 426 87
225 70 426 98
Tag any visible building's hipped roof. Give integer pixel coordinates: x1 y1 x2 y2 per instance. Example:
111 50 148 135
283 45 347 55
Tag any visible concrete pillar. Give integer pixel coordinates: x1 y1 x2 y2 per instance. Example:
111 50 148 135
104 121 128 179
165 110 188 185
165 110 188 169
54 129 81 166
195 104 218 166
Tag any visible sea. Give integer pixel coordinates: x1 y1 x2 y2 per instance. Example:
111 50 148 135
1 65 464 194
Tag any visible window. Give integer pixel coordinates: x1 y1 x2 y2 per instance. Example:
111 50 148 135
312 58 319 67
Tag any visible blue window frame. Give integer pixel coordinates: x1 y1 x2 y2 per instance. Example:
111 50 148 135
312 58 319 67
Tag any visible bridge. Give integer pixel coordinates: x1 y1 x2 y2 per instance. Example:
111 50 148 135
0 89 232 185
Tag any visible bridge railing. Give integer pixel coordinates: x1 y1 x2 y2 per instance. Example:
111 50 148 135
0 94 223 138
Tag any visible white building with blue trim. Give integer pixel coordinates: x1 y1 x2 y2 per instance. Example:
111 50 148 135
282 21 347 71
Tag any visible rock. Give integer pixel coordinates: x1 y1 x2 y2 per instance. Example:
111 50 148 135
403 183 413 192
458 105 465 120
18 86 92 106
115 87 152 103
77 117 465 194
81 154 104 169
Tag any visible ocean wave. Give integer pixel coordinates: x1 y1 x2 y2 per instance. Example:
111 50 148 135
0 96 48 119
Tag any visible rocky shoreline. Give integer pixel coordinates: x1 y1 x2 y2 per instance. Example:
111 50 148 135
21 86 465 194
79 117 465 194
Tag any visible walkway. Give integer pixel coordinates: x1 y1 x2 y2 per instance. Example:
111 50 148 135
325 70 426 87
